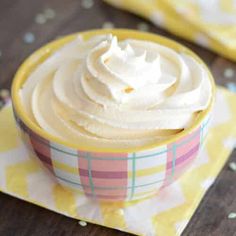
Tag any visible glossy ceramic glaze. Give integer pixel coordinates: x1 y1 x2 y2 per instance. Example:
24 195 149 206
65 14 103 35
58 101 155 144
11 29 215 201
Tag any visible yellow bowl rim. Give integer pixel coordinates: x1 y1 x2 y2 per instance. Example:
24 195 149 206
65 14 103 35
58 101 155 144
11 29 215 153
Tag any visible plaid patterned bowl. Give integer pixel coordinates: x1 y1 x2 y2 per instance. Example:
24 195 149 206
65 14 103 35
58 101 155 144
11 29 215 202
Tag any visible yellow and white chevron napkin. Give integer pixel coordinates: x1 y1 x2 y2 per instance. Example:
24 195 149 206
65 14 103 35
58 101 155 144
105 0 236 62
0 87 236 236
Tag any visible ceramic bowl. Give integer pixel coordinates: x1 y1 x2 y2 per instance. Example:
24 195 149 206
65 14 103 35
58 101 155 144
11 29 215 201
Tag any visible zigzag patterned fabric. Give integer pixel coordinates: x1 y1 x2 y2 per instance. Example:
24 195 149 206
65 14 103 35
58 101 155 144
105 0 236 62
0 87 236 235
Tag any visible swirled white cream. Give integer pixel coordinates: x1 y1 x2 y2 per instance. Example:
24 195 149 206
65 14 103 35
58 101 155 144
20 34 212 149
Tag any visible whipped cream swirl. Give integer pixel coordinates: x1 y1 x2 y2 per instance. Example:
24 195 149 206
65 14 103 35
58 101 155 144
20 34 212 149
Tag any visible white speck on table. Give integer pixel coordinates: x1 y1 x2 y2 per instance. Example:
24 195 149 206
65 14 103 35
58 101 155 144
23 32 35 44
228 212 236 219
102 21 115 29
224 68 235 78
78 220 87 227
229 162 236 172
81 0 94 9
35 13 47 24
226 82 236 93
44 8 56 19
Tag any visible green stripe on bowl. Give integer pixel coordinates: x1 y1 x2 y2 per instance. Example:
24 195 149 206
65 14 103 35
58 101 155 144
129 153 136 200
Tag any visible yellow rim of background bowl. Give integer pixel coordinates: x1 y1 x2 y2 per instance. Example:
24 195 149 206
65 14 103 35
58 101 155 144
11 29 215 153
